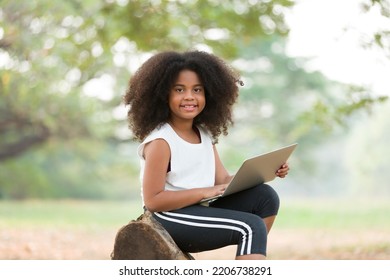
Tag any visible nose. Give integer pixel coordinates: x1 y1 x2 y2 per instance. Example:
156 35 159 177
183 90 195 100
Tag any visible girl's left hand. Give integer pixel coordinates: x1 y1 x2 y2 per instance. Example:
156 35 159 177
276 163 289 178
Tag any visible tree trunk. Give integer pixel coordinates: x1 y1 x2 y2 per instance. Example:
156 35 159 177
111 210 193 260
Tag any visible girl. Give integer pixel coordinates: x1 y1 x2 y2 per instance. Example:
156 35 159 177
124 50 289 260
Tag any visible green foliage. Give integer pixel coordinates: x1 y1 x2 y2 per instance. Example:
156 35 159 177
0 0 115 161
100 0 292 57
0 139 139 200
344 102 390 196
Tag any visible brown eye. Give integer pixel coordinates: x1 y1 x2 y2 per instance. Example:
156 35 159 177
193 87 203 93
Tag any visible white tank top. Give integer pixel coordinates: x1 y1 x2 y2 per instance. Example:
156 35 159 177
137 123 215 193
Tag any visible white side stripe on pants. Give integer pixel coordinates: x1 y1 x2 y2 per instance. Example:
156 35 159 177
155 211 253 256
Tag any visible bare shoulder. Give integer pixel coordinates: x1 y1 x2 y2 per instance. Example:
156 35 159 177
144 138 170 160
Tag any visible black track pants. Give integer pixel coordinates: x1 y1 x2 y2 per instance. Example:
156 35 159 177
152 184 280 256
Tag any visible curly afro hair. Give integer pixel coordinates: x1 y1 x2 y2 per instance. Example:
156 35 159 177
124 50 242 143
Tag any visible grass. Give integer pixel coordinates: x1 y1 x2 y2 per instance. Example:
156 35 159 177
1 197 389 230
0 199 144 229
276 197 390 230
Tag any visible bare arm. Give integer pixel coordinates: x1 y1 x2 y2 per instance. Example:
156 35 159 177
142 139 225 212
213 145 234 185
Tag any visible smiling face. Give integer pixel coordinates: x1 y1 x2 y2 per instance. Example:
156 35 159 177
168 69 206 124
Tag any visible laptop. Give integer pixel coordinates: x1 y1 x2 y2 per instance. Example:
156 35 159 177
201 143 298 203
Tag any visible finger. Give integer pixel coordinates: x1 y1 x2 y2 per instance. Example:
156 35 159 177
280 166 289 172
276 171 288 177
276 168 287 174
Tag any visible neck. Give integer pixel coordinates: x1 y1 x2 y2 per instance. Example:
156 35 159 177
168 119 201 144
169 119 194 132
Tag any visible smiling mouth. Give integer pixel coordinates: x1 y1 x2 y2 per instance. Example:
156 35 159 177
180 105 197 108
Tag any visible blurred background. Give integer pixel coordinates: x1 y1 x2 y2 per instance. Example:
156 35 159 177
0 0 389 259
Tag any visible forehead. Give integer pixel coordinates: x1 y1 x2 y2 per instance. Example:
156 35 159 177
174 69 202 85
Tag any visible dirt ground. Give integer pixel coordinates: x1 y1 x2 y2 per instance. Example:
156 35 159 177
1 227 389 260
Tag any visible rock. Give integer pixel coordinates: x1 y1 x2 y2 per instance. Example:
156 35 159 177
111 210 193 260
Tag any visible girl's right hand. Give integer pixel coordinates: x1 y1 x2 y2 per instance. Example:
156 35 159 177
202 184 227 199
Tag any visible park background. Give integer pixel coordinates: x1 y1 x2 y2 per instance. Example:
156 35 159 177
0 0 389 259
